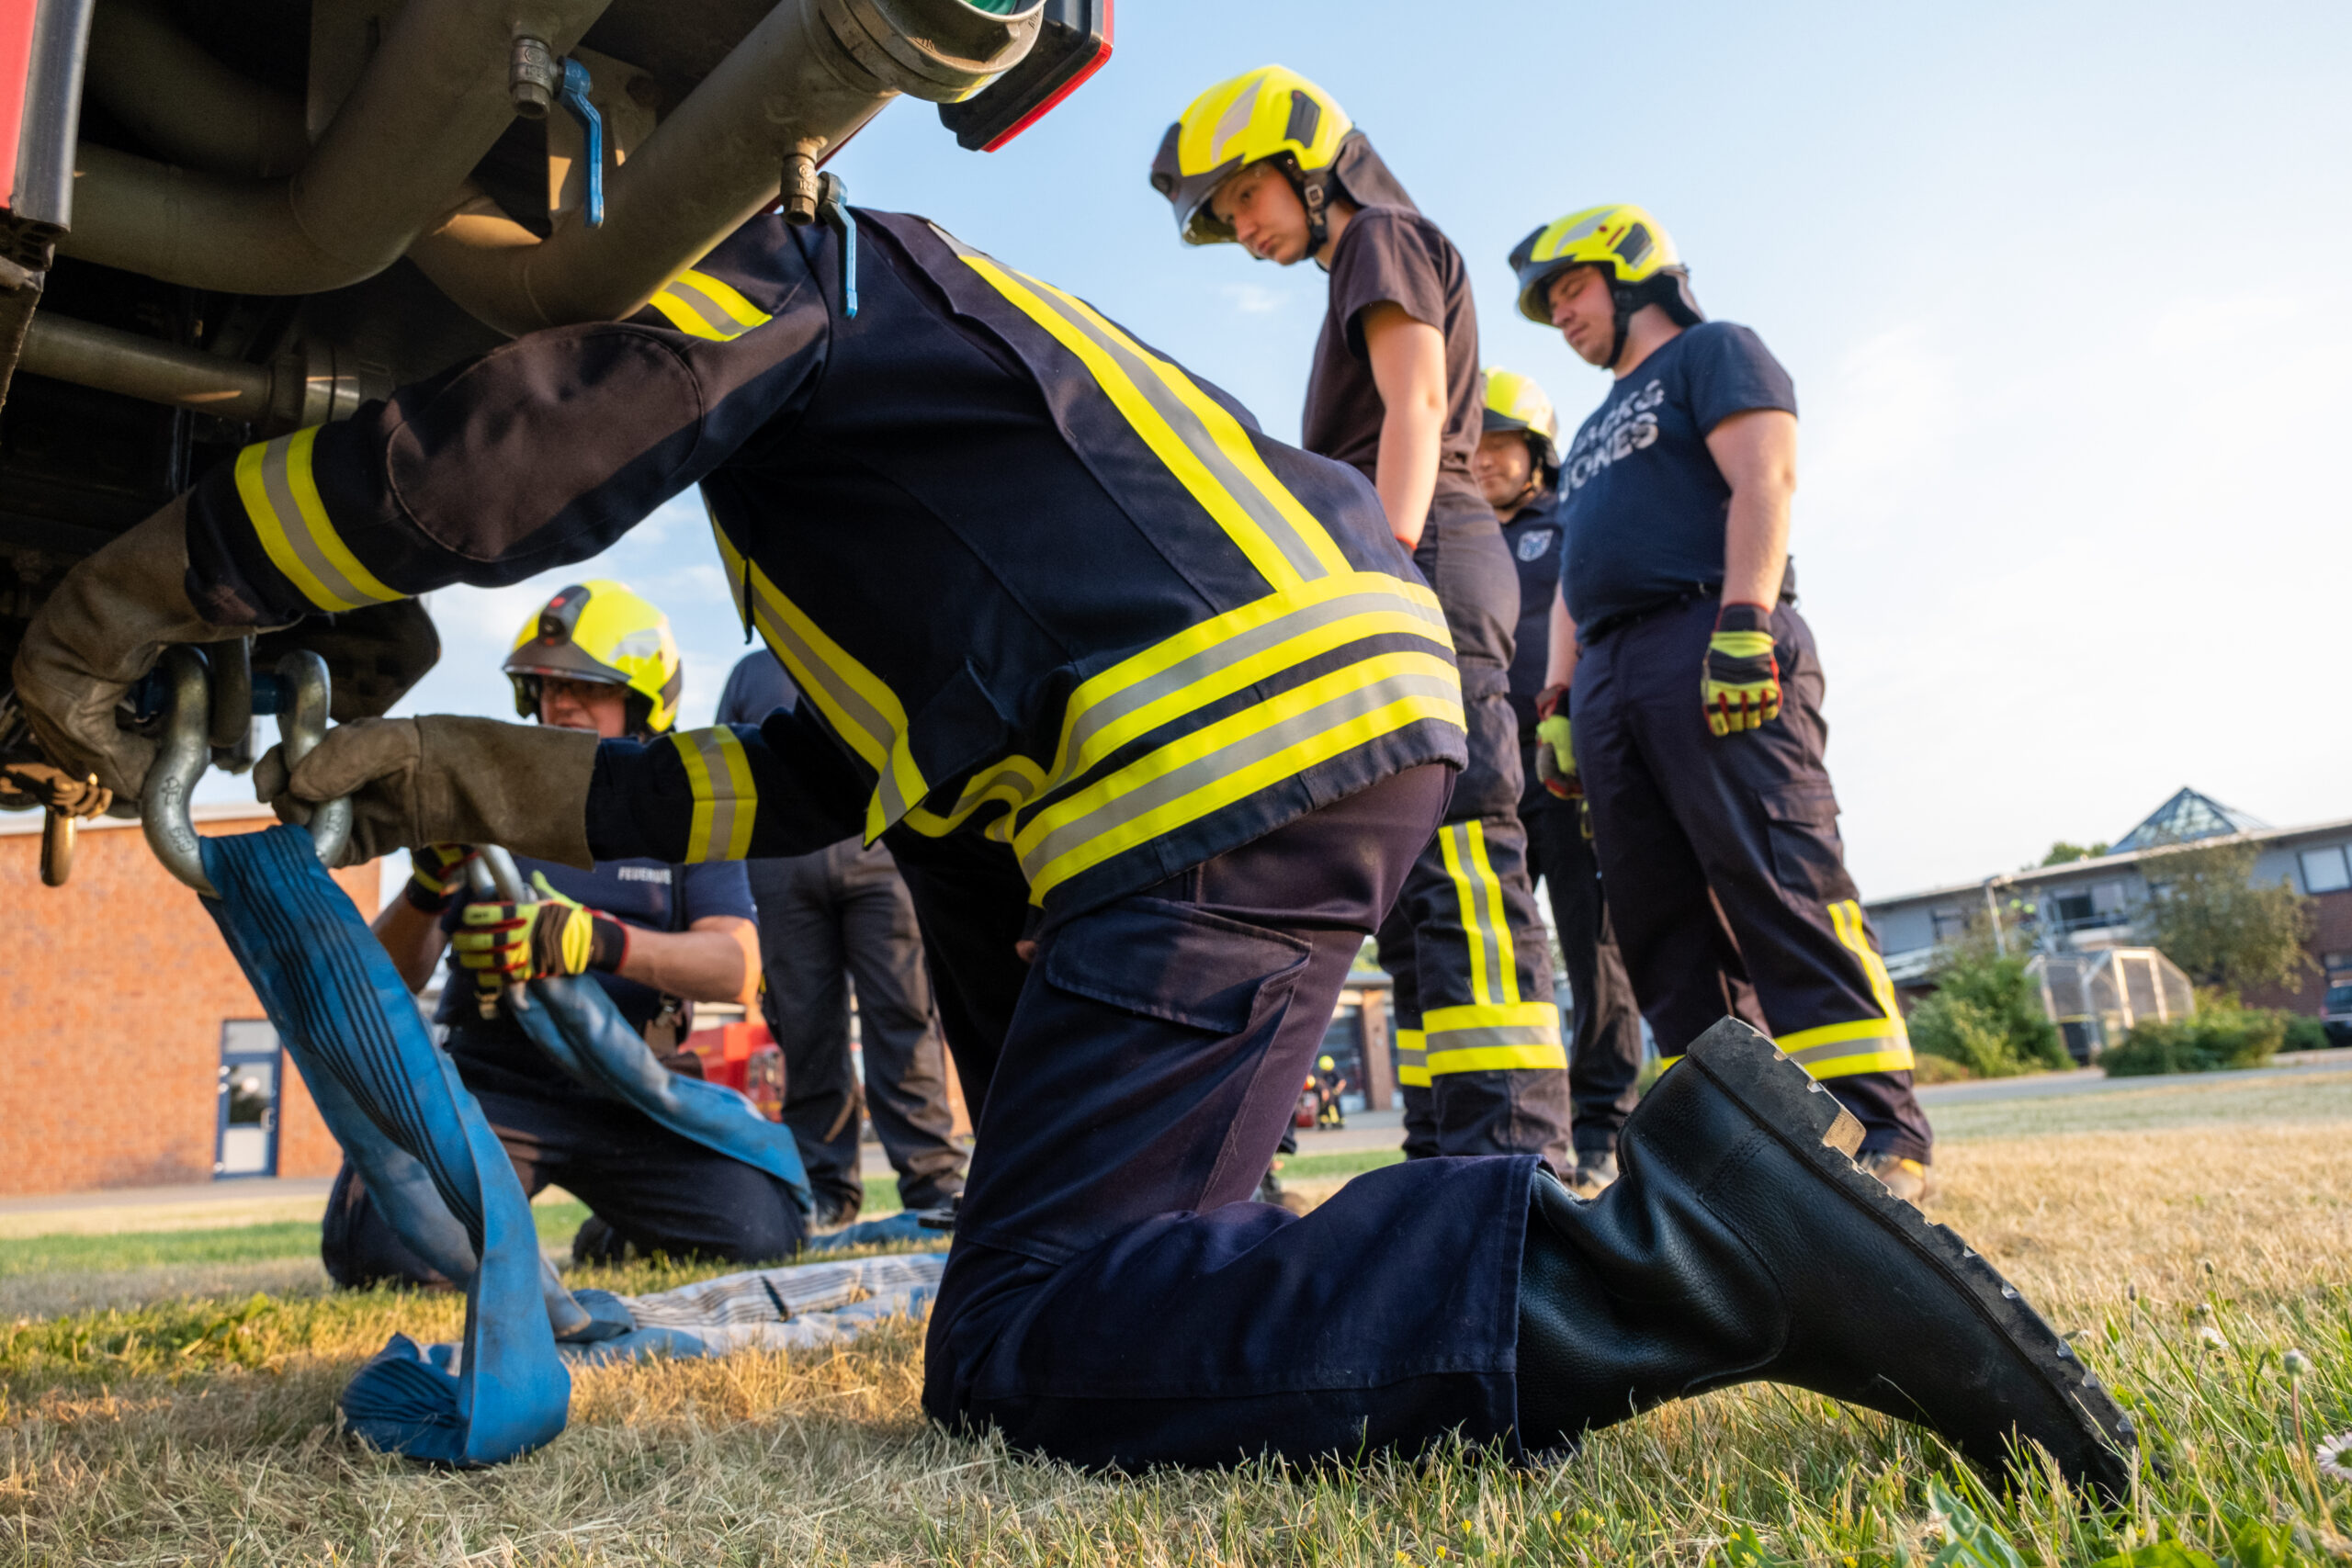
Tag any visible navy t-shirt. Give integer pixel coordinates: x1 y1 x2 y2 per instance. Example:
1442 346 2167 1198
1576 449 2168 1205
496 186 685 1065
1498 486 1564 739
1556 321 1797 633
436 852 757 1089
714 648 800 728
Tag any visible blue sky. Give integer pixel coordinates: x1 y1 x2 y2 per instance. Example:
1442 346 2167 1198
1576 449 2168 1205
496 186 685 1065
216 0 2352 899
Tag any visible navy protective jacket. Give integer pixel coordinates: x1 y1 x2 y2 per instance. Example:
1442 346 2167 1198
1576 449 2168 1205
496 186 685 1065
183 209 1464 918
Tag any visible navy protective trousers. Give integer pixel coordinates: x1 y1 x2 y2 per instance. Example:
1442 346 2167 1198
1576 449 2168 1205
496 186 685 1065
1572 596 1932 1162
1518 767 1646 1160
1385 497 1573 1169
890 765 1538 1466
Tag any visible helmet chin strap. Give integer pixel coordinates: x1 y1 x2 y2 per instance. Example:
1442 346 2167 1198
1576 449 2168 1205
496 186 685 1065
1606 282 1640 372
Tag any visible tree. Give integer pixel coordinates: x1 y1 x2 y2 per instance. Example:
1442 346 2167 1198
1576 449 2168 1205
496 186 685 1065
1908 947 2072 1077
2039 840 2109 867
2134 837 2315 999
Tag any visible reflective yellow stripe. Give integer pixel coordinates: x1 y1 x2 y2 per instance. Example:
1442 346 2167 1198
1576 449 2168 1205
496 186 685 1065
1437 826 1495 1008
710 521 927 840
1395 1026 1429 1088
1015 651 1464 903
648 269 773 341
1426 1043 1571 1074
1829 899 1907 1027
904 570 1452 840
949 244 1352 591
1422 1000 1565 1075
232 427 401 613
1788 1041 1917 1077
671 727 757 862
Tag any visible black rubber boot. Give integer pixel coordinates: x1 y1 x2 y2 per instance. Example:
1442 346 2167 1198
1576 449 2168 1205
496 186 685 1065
1517 1018 2133 1498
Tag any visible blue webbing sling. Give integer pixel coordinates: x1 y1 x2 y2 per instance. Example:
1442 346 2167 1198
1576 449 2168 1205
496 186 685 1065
199 828 816 1465
201 826 569 1467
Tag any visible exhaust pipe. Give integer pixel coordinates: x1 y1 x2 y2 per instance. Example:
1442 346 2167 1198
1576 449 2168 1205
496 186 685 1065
18 313 390 429
409 0 1040 335
57 0 614 295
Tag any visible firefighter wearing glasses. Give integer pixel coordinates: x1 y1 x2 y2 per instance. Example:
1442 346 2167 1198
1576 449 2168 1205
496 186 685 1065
1476 370 1645 1195
12 198 2129 1487
332 581 791 1280
1152 66 1572 1169
1508 205 1934 1199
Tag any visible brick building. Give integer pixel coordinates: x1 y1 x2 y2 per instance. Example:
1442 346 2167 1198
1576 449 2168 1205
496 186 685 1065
0 807 380 1195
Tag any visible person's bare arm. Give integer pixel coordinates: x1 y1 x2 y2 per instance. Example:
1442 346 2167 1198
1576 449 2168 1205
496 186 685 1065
1361 301 1448 551
611 915 758 1006
1707 409 1798 609
371 897 451 993
1544 584 1582 694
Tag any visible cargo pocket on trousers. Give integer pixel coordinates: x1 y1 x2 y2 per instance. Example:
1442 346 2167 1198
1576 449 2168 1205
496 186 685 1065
1042 897 1312 1037
1757 782 1847 899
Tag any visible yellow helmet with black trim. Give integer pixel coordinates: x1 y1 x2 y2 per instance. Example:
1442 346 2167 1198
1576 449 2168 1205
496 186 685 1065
1149 65 1353 246
503 580 684 736
1506 204 1706 367
1481 367 1560 474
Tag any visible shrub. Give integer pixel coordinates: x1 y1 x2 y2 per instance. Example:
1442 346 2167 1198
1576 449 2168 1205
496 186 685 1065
2102 1007 2285 1077
1908 953 2073 1077
2281 1013 2330 1053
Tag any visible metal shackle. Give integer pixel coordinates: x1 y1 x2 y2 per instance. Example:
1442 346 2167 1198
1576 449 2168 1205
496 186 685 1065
143 646 354 897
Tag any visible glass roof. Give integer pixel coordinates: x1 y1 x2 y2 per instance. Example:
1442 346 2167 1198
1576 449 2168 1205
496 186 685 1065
2110 788 2268 854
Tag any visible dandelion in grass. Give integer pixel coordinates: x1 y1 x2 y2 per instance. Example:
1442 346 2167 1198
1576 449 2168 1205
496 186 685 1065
2319 1432 2352 1483
2196 1324 2228 1352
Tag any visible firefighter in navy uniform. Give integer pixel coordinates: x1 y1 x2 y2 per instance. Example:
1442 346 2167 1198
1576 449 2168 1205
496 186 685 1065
1476 370 1646 1197
1508 205 1937 1201
11 197 2130 1487
333 581 792 1280
1151 66 1573 1170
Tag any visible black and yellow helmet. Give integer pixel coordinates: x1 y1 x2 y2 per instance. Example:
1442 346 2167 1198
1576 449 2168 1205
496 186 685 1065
1149 65 1415 254
1482 367 1560 476
503 580 683 737
1506 204 1705 366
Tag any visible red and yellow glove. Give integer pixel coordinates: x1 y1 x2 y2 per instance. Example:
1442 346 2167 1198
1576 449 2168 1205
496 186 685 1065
1532 682 1580 801
453 872 627 992
401 843 477 912
1702 602 1781 738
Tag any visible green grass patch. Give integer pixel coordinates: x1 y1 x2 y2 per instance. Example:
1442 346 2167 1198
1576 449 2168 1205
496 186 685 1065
1282 1147 1405 1180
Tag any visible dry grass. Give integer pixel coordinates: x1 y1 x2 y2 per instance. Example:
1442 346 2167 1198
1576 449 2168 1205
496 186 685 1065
3 1078 2351 1564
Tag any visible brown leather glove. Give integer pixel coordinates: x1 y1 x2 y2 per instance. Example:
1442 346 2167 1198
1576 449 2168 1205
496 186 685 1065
9 498 285 799
254 715 598 868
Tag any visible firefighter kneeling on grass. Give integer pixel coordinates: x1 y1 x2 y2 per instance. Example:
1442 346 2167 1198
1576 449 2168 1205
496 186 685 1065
1509 205 1937 1201
330 581 800 1281
13 191 2124 1489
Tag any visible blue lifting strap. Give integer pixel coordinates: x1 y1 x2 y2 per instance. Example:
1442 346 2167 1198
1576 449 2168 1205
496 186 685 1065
198 826 571 1467
511 975 814 1213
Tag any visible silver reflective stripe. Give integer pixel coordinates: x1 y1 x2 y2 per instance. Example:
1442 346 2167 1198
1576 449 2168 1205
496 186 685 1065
733 559 897 775
1057 587 1446 782
1785 1034 1904 1069
1020 668 1460 882
662 276 750 337
1447 824 1505 1007
257 436 379 609
1012 285 1336 584
681 728 749 861
1422 1023 1557 1052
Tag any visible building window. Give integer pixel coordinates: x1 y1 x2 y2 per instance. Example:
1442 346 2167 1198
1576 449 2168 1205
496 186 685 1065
1929 908 1970 943
2300 846 2351 895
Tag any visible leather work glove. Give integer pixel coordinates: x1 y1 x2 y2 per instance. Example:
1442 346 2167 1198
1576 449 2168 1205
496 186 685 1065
1702 602 1782 738
453 871 627 992
1532 682 1580 802
9 498 289 799
401 843 478 913
254 715 598 868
